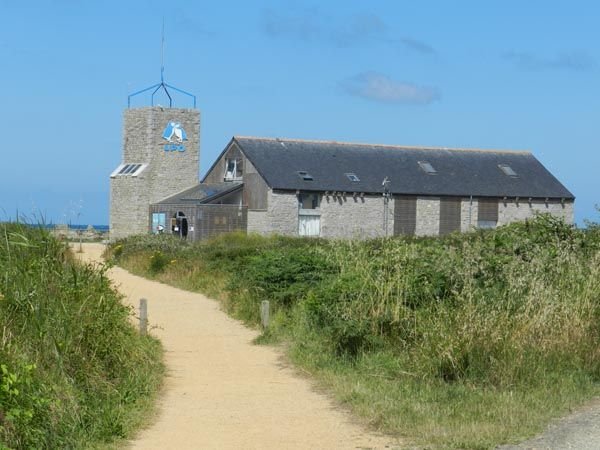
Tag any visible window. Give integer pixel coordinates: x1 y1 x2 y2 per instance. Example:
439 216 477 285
297 171 314 181
418 161 437 175
498 164 517 177
298 193 320 210
224 159 242 181
151 213 166 234
345 173 360 182
478 198 498 229
111 163 146 178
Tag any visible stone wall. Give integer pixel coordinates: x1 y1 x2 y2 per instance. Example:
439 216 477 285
320 194 389 239
460 198 478 232
246 191 574 239
110 107 200 241
415 197 440 236
247 210 269 234
498 199 574 225
251 191 391 238
265 190 298 235
110 175 151 238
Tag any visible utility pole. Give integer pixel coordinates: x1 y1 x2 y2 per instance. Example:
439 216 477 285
382 177 391 237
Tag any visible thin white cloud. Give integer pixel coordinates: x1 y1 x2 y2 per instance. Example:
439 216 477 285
261 8 435 54
261 7 323 41
340 72 441 105
330 12 386 47
504 51 595 71
397 37 436 55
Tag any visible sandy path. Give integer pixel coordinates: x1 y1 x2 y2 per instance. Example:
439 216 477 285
77 244 400 449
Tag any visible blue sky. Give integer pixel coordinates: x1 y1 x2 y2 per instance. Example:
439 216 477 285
0 0 598 225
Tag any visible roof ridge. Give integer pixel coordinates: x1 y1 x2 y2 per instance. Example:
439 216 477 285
233 135 531 155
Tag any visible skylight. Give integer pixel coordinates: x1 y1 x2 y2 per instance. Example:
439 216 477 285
418 161 437 174
498 164 518 177
297 171 314 181
345 173 360 182
111 163 146 177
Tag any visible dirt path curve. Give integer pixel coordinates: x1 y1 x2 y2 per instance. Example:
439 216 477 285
78 244 400 450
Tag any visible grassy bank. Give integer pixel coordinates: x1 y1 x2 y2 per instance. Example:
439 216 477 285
0 224 164 449
110 215 600 449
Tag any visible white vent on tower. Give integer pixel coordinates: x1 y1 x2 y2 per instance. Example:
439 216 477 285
110 163 147 178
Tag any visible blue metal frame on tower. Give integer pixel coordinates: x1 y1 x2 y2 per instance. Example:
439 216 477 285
127 20 196 108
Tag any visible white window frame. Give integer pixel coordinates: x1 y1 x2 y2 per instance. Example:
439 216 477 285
224 158 242 181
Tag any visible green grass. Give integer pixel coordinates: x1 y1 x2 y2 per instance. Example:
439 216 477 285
0 223 164 449
109 215 600 449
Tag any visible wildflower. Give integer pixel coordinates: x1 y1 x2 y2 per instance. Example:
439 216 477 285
170 260 177 264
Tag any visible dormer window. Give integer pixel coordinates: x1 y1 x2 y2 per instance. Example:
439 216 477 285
345 173 360 182
418 161 437 175
498 164 518 177
224 158 242 181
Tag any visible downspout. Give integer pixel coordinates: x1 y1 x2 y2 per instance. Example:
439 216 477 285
469 195 473 229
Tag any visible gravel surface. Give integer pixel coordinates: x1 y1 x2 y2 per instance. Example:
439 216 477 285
497 398 600 450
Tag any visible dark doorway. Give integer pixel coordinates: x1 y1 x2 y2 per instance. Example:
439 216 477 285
180 217 188 238
173 211 188 239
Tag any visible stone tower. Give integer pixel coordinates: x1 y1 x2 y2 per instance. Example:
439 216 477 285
110 106 200 240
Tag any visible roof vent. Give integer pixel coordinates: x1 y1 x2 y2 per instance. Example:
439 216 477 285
498 164 518 177
418 161 437 175
297 171 313 181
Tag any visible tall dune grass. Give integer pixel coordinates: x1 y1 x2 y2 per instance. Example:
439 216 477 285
0 224 164 449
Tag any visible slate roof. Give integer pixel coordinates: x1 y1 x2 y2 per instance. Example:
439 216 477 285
156 182 242 205
229 137 574 199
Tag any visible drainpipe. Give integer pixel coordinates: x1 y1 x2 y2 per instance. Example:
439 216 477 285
382 177 391 237
469 195 473 229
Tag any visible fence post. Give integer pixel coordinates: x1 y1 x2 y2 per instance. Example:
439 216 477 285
260 300 270 329
139 298 148 335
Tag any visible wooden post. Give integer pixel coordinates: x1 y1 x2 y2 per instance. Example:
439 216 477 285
260 300 270 329
139 298 148 335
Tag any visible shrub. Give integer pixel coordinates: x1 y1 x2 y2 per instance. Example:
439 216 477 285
0 223 164 449
149 250 171 274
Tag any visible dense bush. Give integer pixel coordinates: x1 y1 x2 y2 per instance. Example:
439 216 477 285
0 224 163 449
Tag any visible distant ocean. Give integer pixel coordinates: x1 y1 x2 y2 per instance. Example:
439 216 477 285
42 224 109 232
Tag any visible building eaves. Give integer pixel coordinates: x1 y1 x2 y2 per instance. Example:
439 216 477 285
155 182 242 205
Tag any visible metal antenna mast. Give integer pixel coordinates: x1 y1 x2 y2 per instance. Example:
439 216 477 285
127 18 196 108
160 17 165 83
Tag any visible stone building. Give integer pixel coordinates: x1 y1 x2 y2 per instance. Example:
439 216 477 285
110 107 200 240
145 136 574 240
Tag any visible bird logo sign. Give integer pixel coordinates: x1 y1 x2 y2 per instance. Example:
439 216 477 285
162 121 187 152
